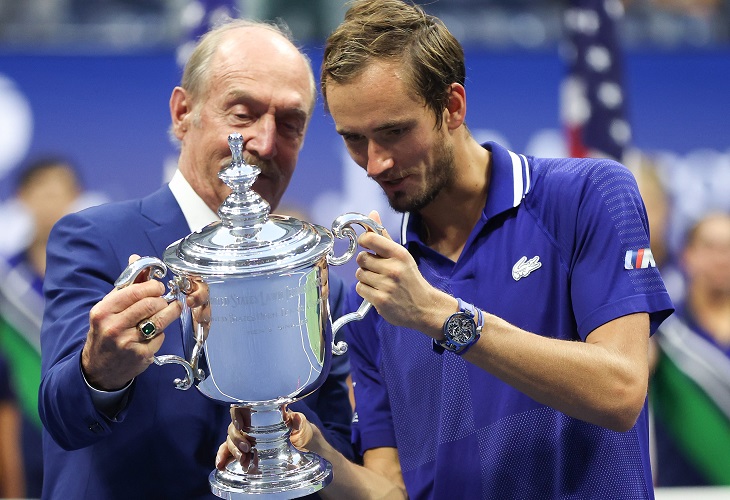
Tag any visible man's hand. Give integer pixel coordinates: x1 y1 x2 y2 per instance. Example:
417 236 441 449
217 406 259 472
215 407 316 472
80 255 182 391
286 410 316 452
354 211 455 338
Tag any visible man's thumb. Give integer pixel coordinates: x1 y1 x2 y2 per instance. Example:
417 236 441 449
368 210 382 225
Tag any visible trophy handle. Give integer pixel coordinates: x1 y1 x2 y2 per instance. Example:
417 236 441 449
114 256 200 390
114 256 192 299
328 213 385 354
154 355 197 390
114 256 168 289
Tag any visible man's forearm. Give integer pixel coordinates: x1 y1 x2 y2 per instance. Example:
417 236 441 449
307 425 407 500
463 312 650 431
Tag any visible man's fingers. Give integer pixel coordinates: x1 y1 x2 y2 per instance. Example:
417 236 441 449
108 279 167 313
368 210 381 225
148 299 183 334
226 433 254 469
358 232 400 258
230 406 253 431
367 210 393 241
112 291 181 336
288 411 302 431
215 442 233 470
225 435 243 462
227 408 257 459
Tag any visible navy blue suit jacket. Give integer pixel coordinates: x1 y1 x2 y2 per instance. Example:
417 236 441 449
39 186 353 499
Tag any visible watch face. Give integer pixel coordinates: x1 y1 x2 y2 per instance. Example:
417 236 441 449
447 314 476 344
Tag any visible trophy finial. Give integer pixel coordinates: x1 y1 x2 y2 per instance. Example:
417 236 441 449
228 133 244 165
217 133 270 233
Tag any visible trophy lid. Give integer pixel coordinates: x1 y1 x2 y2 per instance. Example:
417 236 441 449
163 133 333 277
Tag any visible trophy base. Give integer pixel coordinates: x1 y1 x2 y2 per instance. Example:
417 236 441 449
210 451 333 499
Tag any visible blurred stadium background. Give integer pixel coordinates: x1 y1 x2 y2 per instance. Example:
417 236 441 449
1 3 729 497
0 0 728 276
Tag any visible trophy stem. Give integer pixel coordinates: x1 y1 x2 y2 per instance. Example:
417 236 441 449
210 405 332 499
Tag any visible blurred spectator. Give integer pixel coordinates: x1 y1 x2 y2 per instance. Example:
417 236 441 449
0 198 33 259
629 152 685 301
0 156 83 498
631 156 670 266
0 352 25 498
649 212 730 486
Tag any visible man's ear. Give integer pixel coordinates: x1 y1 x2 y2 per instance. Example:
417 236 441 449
444 83 466 130
170 86 192 139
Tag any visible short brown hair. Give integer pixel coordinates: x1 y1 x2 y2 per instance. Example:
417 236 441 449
321 0 465 128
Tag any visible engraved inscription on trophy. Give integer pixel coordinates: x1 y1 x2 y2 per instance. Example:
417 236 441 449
200 270 325 403
209 278 320 332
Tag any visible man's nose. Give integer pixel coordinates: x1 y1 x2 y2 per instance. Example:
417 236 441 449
245 114 277 159
366 141 394 177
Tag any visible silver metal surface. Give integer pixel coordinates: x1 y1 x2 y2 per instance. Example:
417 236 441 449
188 262 332 406
209 406 333 499
114 133 384 498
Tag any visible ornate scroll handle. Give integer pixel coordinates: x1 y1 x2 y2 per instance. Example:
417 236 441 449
114 256 199 390
328 213 385 355
114 256 191 301
154 355 198 390
114 256 168 289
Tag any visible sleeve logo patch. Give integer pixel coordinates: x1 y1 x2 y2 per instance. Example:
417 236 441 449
624 248 656 269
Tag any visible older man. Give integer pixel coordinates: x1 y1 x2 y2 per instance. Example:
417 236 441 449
40 20 353 499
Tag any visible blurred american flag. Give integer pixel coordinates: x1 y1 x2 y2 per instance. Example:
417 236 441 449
561 0 630 161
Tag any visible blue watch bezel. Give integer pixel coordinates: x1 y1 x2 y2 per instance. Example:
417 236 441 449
433 299 483 355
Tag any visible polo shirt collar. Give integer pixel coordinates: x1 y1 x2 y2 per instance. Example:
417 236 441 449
401 141 532 245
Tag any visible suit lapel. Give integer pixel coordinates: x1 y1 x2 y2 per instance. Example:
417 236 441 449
140 186 191 257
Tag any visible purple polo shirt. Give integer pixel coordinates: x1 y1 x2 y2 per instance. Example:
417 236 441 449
343 142 674 499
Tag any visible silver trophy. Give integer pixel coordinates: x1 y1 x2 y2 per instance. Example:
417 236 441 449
115 133 382 498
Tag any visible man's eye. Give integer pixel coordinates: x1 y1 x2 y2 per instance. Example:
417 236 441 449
233 114 254 124
278 119 304 139
343 134 364 143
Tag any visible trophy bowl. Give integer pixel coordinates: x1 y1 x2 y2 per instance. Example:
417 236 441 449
115 133 382 498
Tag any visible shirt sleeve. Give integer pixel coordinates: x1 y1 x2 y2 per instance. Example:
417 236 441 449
342 285 398 454
554 159 674 338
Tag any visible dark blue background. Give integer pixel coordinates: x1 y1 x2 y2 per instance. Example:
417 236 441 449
1 46 728 221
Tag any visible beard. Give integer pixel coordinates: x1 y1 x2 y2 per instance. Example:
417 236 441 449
386 139 456 213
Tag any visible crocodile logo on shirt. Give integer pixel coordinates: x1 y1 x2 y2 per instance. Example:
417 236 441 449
512 256 542 281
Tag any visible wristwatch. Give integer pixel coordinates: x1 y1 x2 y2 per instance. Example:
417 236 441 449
433 298 483 355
